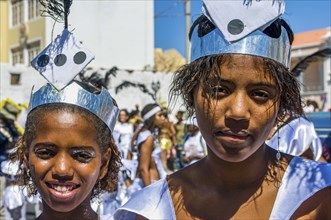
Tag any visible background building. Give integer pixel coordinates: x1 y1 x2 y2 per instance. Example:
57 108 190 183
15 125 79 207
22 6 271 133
291 27 331 112
0 0 154 69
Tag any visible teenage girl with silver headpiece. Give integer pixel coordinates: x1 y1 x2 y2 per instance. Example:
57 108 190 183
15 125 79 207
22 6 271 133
114 1 331 219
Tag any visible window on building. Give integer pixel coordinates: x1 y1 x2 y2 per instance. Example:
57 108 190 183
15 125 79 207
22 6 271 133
11 47 24 65
10 73 21 85
12 0 24 26
28 0 41 20
27 41 41 65
302 61 324 92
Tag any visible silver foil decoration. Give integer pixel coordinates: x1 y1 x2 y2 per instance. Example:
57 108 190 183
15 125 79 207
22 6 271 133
191 24 291 68
28 82 119 132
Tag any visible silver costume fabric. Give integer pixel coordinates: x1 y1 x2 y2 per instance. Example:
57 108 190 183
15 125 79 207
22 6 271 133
114 156 331 219
266 117 323 161
28 82 119 132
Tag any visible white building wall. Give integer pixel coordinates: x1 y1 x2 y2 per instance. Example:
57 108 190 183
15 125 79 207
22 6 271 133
108 70 183 113
0 64 47 104
0 65 184 118
46 1 154 70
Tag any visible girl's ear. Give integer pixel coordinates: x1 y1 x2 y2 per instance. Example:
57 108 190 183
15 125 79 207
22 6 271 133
22 142 30 173
99 148 111 179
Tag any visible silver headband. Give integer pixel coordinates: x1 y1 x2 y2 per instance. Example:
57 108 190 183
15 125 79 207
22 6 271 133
191 24 291 68
143 106 162 121
28 82 119 132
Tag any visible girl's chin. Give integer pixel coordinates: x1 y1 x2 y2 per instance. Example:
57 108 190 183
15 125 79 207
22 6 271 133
211 146 259 162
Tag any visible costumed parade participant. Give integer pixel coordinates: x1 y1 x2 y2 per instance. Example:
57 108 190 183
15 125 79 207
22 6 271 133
0 99 25 220
1 149 27 220
0 99 23 163
158 111 176 173
15 80 121 220
114 1 331 219
113 109 134 159
182 117 207 166
126 103 166 198
113 109 138 206
13 1 121 219
174 111 186 169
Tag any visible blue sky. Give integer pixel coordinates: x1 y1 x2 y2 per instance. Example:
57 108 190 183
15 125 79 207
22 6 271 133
155 0 331 57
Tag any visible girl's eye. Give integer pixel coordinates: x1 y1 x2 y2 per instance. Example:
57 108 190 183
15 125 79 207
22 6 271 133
35 149 55 159
210 86 229 99
251 90 270 100
73 152 94 163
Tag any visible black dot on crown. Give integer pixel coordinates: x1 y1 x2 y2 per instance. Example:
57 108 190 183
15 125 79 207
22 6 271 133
54 54 67 67
227 19 245 35
37 54 50 67
74 51 87 64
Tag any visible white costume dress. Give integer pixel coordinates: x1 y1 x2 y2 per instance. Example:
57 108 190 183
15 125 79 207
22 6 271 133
1 160 27 220
113 122 134 159
114 156 331 220
183 131 207 165
266 117 323 160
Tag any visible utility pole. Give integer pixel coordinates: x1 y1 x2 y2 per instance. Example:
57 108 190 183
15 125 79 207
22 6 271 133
184 0 191 63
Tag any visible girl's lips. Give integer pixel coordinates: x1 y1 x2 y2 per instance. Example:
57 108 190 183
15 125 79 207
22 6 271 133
46 182 80 201
214 130 249 143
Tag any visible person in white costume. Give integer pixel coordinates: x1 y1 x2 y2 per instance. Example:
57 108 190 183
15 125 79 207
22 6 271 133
113 109 134 159
1 157 27 220
126 103 166 198
114 1 331 219
113 109 136 205
182 117 207 166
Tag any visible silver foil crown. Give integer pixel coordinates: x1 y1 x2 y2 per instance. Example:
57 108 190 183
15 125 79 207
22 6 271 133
191 24 291 68
28 82 119 132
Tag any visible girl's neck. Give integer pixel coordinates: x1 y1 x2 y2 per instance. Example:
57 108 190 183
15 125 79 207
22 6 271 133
203 145 270 189
38 201 97 220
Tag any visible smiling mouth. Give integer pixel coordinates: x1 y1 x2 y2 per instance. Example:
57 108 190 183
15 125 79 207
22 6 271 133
46 182 79 194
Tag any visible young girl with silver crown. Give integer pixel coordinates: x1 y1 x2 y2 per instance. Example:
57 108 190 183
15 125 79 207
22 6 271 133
13 1 122 219
114 1 331 219
15 80 121 220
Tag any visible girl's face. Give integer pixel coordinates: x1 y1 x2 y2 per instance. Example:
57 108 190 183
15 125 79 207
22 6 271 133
194 55 279 162
28 111 109 212
118 110 128 123
154 111 165 128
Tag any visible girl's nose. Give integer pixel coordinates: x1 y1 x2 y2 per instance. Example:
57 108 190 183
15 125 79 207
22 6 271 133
52 152 74 180
225 92 250 121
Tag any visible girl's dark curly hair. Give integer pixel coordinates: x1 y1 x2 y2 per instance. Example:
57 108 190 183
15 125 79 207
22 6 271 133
15 101 121 198
170 15 303 123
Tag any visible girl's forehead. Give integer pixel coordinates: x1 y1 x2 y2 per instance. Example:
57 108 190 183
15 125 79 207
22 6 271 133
220 55 266 71
206 59 275 83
